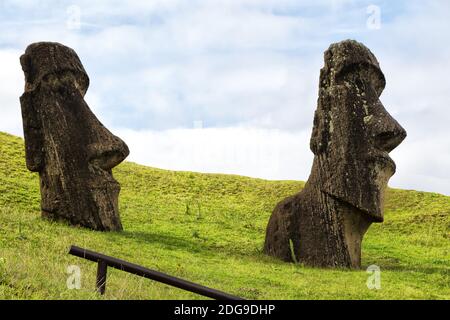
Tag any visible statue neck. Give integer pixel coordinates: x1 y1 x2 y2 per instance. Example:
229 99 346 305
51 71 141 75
301 163 372 268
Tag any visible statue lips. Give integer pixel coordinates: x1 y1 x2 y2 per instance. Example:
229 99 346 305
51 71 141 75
90 179 121 206
87 144 128 207
87 140 129 177
371 127 407 175
88 169 121 192
372 150 396 174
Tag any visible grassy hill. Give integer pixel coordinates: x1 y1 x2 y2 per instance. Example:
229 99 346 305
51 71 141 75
0 131 448 300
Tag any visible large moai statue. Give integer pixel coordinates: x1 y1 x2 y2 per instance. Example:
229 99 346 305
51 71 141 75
19 42 129 231
264 40 406 268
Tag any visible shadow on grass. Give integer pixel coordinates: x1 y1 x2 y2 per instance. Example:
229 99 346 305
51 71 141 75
94 228 450 276
115 229 264 261
117 230 450 274
119 230 205 252
361 263 448 275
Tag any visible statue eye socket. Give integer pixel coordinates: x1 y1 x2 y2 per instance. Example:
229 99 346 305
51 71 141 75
336 63 385 96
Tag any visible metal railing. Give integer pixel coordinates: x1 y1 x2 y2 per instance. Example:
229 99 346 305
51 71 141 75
68 245 244 300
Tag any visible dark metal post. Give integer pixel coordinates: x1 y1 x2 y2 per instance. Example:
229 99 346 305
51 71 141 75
96 260 107 295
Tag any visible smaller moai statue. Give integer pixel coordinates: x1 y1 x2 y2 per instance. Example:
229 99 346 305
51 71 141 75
20 42 129 231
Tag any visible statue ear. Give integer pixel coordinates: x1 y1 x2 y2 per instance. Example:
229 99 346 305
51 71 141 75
20 92 44 172
310 90 331 155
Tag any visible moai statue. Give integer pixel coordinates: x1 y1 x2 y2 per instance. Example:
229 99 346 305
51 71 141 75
264 40 406 268
19 42 129 231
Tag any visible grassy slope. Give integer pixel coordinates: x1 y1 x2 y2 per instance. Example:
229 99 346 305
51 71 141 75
0 131 448 300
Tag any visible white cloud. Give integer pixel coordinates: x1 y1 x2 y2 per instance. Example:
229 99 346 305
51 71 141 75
0 49 25 136
116 125 450 196
116 126 312 181
390 136 450 195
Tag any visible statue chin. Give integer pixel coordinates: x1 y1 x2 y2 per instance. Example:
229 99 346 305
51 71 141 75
321 160 393 223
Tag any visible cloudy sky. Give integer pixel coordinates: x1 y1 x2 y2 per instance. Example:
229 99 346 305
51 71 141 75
0 0 449 195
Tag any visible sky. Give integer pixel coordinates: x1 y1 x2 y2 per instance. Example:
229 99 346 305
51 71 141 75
0 0 449 195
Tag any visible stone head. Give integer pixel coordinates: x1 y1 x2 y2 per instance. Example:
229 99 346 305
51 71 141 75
20 42 129 230
310 40 406 221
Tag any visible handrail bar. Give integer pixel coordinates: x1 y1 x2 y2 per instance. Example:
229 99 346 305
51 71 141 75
68 245 244 300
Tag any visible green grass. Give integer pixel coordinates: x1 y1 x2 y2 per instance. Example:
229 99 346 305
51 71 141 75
0 131 448 300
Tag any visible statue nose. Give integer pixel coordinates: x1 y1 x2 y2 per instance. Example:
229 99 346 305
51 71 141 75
373 109 407 153
88 136 130 170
